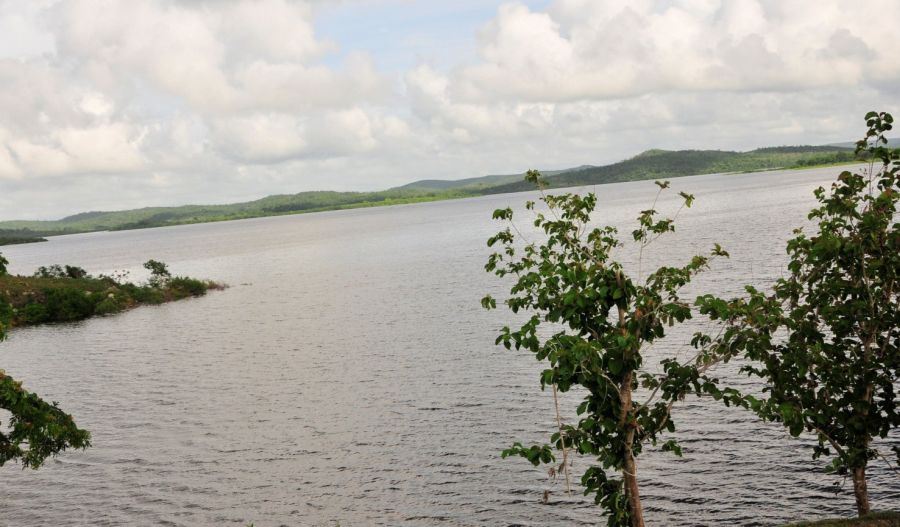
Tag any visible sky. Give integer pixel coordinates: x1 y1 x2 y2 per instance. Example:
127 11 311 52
0 0 897 220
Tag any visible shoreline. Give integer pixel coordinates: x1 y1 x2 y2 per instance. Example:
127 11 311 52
0 162 864 245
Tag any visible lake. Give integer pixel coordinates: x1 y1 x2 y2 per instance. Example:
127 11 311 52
1 166 897 526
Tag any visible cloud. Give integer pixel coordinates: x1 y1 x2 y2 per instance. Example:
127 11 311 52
443 0 898 102
0 0 897 219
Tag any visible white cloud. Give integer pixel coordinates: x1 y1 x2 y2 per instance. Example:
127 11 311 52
445 0 899 102
212 113 309 163
0 0 897 219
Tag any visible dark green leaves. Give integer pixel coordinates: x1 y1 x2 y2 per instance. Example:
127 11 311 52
707 112 900 504
501 442 555 466
492 207 513 221
484 170 729 524
0 372 91 469
480 295 496 310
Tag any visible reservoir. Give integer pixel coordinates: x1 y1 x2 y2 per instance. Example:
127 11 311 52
1 166 897 526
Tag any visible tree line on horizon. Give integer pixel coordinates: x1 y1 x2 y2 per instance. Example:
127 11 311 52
0 144 864 246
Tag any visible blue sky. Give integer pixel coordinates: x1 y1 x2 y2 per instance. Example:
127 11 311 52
315 0 552 72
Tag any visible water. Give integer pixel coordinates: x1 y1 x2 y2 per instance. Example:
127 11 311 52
0 167 897 526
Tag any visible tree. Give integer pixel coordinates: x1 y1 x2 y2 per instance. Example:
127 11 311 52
0 272 90 468
0 252 8 276
482 173 738 526
144 259 171 287
699 111 900 517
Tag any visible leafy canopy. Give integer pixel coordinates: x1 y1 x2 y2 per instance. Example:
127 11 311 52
699 111 900 489
483 173 738 525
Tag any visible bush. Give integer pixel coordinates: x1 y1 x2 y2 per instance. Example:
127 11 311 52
0 295 12 326
41 287 96 322
22 303 48 324
33 264 89 279
64 265 88 279
128 285 165 304
167 277 208 297
34 265 65 278
94 296 122 316
144 259 171 287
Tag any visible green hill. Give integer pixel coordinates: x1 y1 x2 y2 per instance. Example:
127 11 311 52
480 146 856 194
393 165 595 191
0 145 863 244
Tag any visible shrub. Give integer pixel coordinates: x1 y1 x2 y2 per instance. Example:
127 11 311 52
34 265 66 279
64 265 88 279
94 296 123 316
143 259 171 287
41 287 96 322
167 277 208 297
22 303 48 324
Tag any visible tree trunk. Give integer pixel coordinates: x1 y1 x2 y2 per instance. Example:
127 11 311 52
620 370 645 527
852 465 870 517
615 271 644 527
623 428 645 527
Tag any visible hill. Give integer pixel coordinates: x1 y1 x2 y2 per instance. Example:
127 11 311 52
393 165 595 191
479 146 856 194
0 145 865 243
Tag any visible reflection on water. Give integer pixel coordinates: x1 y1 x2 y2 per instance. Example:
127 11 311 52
0 167 897 526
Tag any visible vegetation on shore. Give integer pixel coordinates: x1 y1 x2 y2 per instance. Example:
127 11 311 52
0 146 862 243
0 255 223 469
0 233 47 246
0 259 223 328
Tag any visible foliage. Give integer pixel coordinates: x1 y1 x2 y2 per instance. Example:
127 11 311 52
0 229 52 247
0 236 46 247
483 172 737 526
0 251 7 276
698 112 900 517
34 264 89 280
0 259 220 328
143 259 171 287
0 291 91 468
167 276 208 296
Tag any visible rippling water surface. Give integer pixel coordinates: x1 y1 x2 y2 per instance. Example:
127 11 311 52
1 167 897 526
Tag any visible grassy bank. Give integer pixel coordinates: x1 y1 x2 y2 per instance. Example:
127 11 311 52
784 512 900 526
0 263 223 328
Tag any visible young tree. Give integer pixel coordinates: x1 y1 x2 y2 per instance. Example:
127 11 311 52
0 283 90 468
483 173 736 526
699 111 899 517
144 259 171 288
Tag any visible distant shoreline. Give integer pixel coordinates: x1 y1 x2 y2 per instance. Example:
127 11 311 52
0 236 48 247
0 157 866 244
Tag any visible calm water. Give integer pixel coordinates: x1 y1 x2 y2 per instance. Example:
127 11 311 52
0 167 897 526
